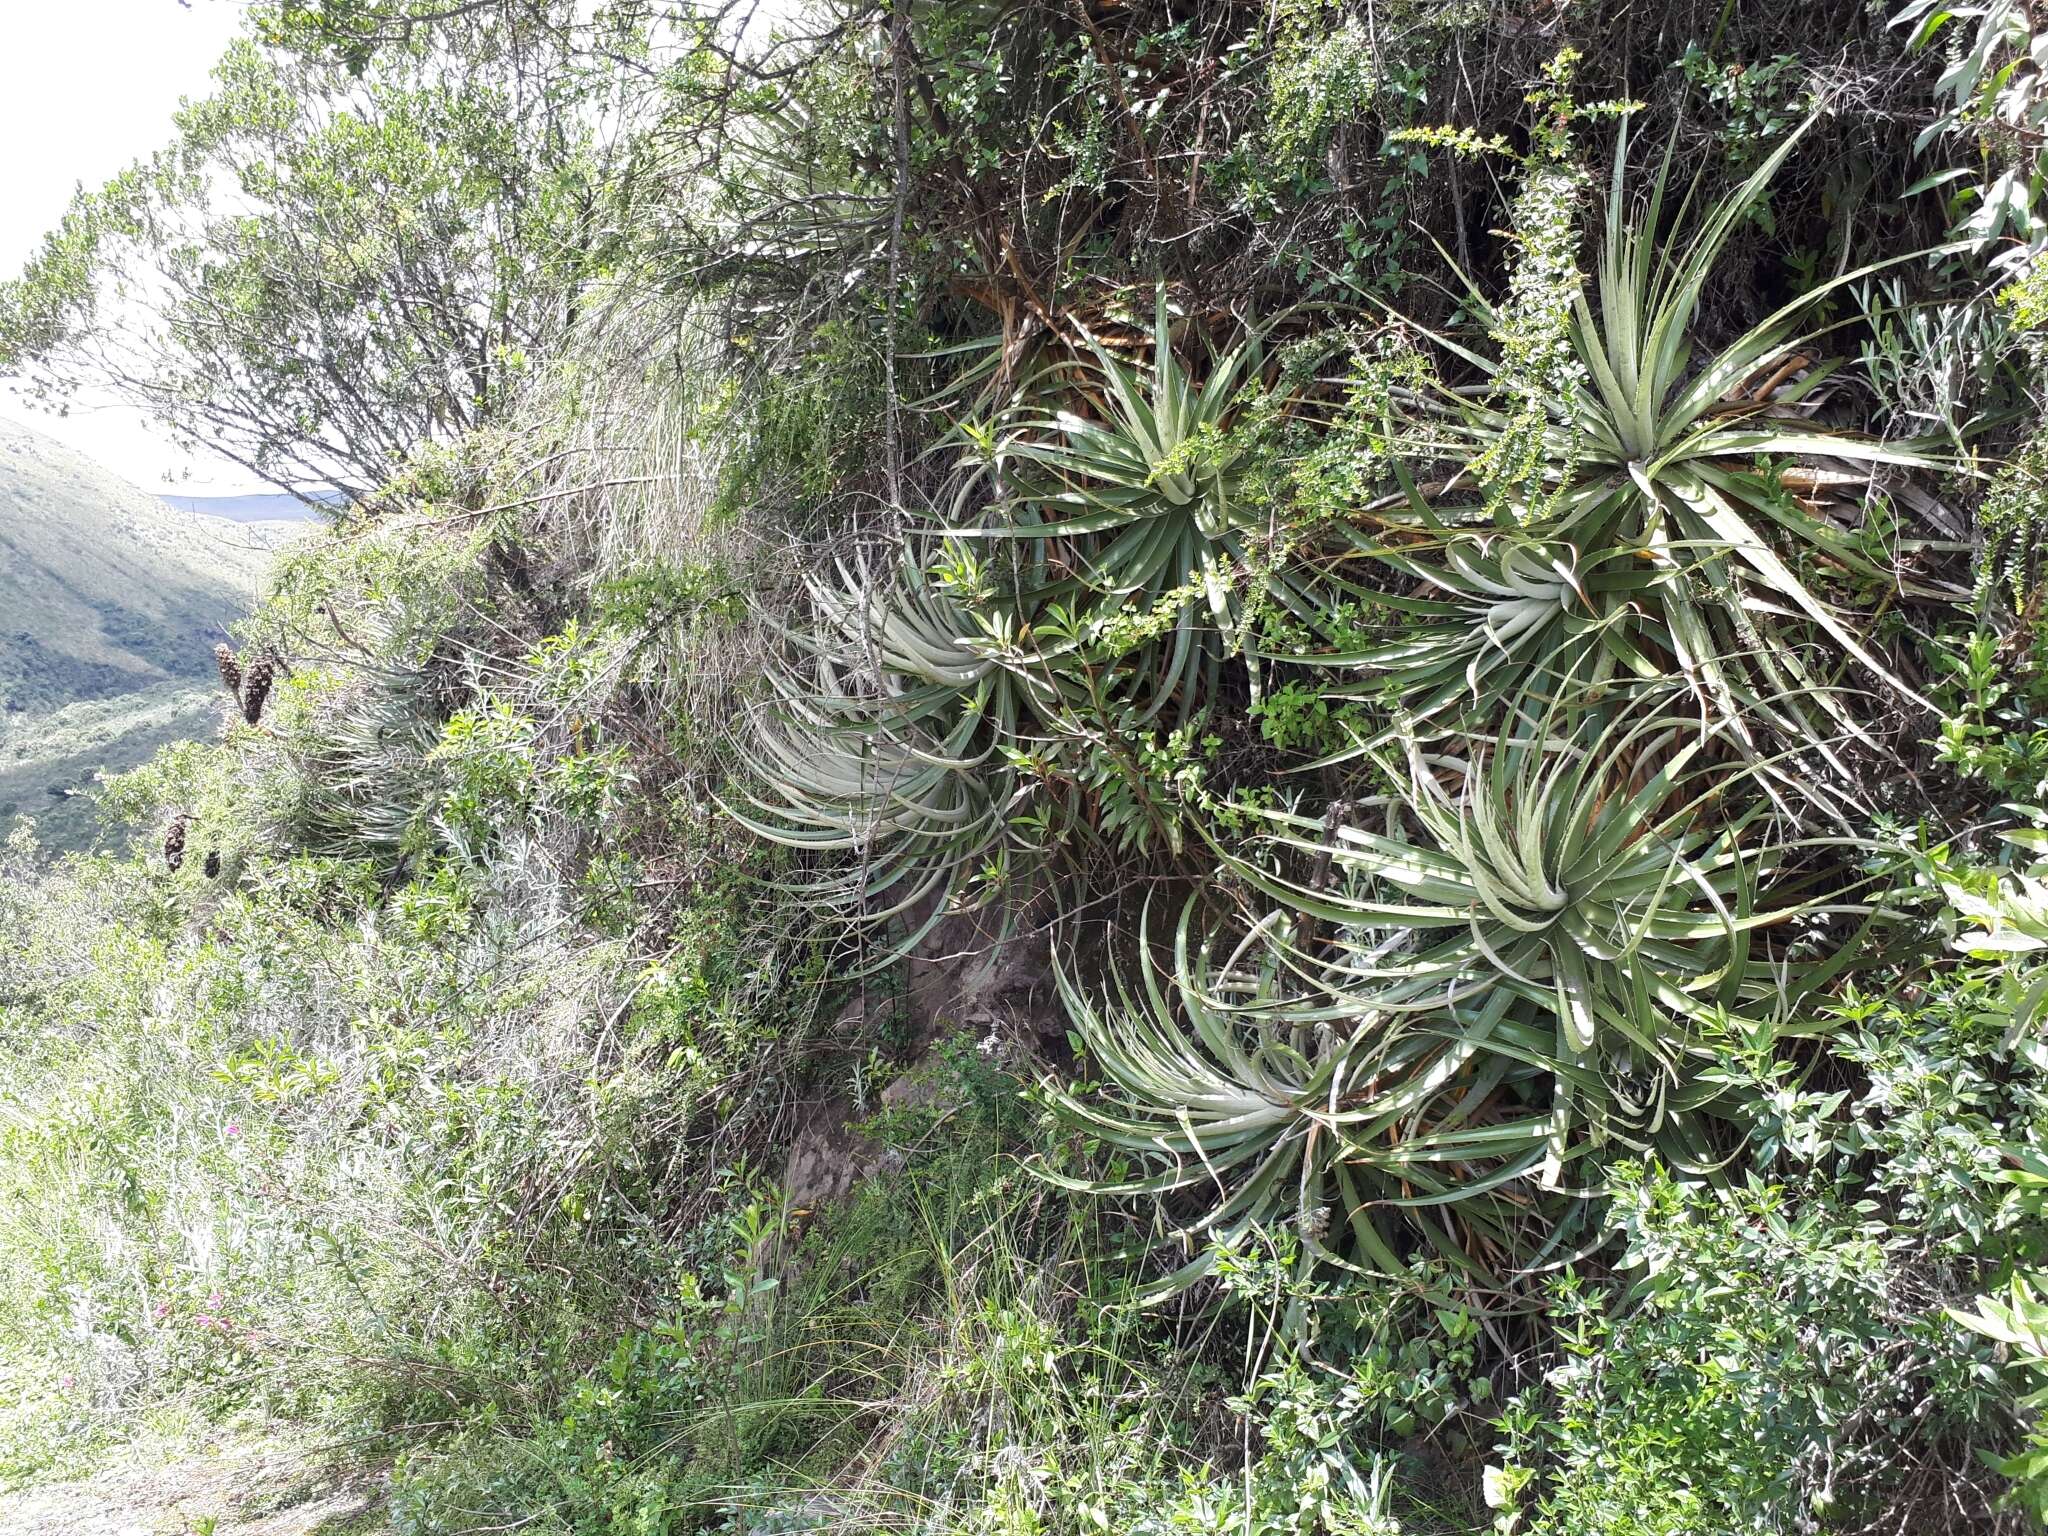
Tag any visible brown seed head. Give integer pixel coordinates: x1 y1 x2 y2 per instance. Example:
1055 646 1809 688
163 813 189 872
241 656 274 726
214 643 242 699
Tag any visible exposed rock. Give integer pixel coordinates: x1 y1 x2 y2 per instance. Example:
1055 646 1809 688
777 897 1060 1223
782 1090 881 1213
903 898 1059 1052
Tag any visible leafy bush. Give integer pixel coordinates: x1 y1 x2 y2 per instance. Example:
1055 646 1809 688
1490 1166 1992 1535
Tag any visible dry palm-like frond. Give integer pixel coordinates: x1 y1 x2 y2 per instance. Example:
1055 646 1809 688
725 556 1022 960
1391 119 1953 749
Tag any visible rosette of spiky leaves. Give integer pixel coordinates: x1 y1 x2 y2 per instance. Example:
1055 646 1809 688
291 672 448 867
1402 120 1948 748
1226 685 1875 1168
1044 698 1884 1295
1300 515 1637 748
1302 479 1870 807
786 551 1037 726
727 555 1022 959
1044 906 1580 1296
961 290 1295 722
732 671 1002 917
280 595 456 871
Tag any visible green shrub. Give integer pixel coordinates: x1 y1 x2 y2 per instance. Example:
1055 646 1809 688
1489 1166 1993 1535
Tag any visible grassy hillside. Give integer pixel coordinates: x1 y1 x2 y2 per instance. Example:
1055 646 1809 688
0 417 297 850
0 683 225 854
160 491 331 525
0 415 281 713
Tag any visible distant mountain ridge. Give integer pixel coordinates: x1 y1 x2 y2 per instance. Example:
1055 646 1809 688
160 490 333 523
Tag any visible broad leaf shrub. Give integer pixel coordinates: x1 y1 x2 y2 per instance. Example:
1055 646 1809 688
1490 1167 1996 1535
1472 853 2048 1533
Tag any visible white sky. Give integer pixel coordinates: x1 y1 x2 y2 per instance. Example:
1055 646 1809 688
0 0 257 494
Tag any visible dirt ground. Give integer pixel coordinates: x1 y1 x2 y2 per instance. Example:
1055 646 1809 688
0 1438 386 1536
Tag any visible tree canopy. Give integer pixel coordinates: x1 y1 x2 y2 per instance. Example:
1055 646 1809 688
0 7 626 497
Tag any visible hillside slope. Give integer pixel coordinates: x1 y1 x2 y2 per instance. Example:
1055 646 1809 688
0 416 284 717
0 687 223 854
0 418 299 850
160 491 329 525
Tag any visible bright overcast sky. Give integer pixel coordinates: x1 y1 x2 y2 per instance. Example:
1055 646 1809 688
0 1 257 493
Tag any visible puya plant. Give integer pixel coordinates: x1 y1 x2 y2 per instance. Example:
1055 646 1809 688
1339 116 1953 767
1234 685 1873 1061
724 549 1030 959
1045 901 1580 1293
1048 680 1893 1288
953 287 1301 722
1298 478 1646 748
729 386 1294 950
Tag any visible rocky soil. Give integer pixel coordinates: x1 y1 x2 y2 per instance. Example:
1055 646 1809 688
0 1438 384 1536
